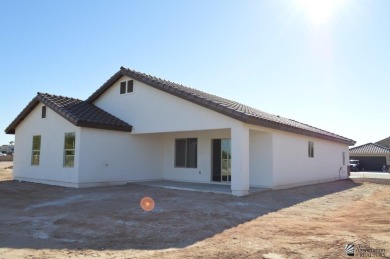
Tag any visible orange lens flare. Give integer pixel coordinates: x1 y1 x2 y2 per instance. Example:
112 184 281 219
140 196 155 211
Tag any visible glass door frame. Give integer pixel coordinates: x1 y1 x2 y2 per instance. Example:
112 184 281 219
220 139 231 182
211 138 231 183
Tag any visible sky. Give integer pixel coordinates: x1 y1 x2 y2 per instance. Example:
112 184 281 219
0 0 389 147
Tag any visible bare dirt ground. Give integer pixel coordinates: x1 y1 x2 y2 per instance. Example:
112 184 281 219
0 162 389 259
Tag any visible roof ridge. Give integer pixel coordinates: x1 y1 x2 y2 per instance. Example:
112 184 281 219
375 136 390 142
120 67 270 118
350 142 390 151
350 142 371 149
119 68 344 135
36 92 81 124
37 92 83 102
120 67 232 100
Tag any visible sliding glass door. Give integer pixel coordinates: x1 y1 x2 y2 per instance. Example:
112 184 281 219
212 139 231 182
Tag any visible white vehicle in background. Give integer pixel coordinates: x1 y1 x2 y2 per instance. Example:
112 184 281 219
350 159 360 171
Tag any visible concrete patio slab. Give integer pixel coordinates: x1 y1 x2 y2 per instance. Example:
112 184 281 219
133 180 268 195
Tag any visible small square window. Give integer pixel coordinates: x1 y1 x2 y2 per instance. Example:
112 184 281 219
41 106 46 118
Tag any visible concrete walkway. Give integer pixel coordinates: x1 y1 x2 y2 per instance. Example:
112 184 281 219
350 171 390 179
134 180 268 195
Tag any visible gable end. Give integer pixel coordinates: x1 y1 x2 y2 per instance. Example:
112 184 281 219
86 67 355 146
5 92 133 134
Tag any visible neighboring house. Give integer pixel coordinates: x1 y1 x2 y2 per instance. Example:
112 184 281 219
5 67 356 196
350 143 390 171
375 136 390 149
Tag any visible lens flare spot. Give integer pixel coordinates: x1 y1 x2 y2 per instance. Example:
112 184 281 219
140 196 155 211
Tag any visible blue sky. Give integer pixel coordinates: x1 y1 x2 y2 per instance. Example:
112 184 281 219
0 0 389 147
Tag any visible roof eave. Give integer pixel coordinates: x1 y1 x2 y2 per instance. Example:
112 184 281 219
86 70 124 103
36 94 81 127
4 97 40 135
75 120 133 132
85 67 355 146
246 117 356 146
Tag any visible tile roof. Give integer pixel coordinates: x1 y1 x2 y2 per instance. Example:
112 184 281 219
5 93 133 134
375 136 390 148
350 143 390 155
5 67 356 145
87 67 355 145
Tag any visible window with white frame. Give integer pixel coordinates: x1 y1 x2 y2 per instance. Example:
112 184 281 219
64 132 75 167
120 80 134 94
31 135 41 165
308 141 314 158
342 151 345 165
175 138 197 168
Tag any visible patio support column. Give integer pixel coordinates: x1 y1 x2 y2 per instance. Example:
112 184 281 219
231 125 250 196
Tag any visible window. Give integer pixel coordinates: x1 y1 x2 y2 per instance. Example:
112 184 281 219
120 82 126 94
120 80 134 94
41 106 46 118
308 141 314 158
175 138 197 168
31 135 41 165
64 133 75 167
342 151 345 165
127 80 133 93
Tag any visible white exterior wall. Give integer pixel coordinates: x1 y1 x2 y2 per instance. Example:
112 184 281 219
231 125 250 196
93 76 241 134
161 129 230 183
249 130 273 188
92 76 351 191
271 130 350 189
11 75 353 193
78 128 163 187
13 103 81 187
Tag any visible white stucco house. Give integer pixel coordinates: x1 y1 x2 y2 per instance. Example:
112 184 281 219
5 67 356 196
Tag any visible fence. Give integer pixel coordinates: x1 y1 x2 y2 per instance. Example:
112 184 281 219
0 155 13 162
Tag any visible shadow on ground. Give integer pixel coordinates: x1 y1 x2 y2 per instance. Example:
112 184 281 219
0 179 366 251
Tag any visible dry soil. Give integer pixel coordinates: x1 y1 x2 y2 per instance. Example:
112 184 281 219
0 162 389 259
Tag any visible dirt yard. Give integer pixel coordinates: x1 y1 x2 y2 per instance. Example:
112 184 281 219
0 162 389 259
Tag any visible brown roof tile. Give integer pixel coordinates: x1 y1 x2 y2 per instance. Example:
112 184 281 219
6 67 356 145
375 136 390 148
87 67 355 145
5 93 133 134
